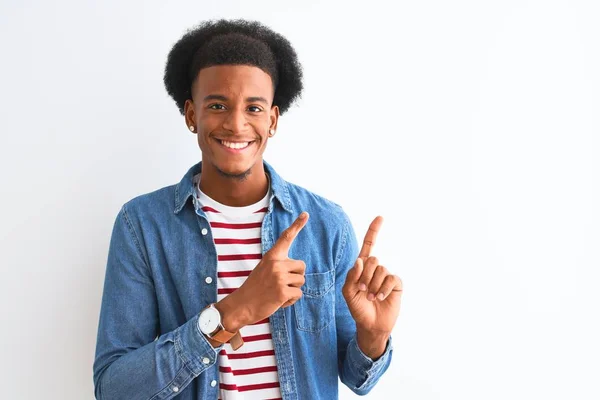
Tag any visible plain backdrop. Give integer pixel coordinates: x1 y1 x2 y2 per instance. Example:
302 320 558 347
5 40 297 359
1 0 599 399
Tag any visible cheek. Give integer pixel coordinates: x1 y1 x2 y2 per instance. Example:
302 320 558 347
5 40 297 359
196 116 219 143
193 125 211 147
198 113 220 130
250 117 270 135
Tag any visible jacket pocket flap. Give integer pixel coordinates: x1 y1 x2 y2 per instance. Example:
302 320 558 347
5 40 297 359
301 269 335 297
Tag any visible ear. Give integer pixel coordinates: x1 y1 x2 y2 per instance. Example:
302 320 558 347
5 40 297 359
184 99 196 131
269 104 280 132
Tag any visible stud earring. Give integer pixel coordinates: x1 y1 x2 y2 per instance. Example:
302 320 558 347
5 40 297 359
269 129 276 137
189 125 195 132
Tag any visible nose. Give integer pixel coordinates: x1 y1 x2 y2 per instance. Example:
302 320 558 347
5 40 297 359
222 108 248 134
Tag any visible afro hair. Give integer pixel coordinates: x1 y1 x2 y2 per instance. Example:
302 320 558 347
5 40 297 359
163 19 303 115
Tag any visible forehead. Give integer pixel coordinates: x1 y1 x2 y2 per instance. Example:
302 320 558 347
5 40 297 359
193 65 274 97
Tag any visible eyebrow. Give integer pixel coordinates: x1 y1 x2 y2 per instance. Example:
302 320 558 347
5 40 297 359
246 96 269 105
203 94 269 105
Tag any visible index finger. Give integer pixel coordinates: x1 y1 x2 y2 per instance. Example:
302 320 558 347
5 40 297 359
267 212 309 259
359 216 383 260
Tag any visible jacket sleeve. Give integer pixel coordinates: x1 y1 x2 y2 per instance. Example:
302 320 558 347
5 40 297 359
335 210 394 395
93 205 222 400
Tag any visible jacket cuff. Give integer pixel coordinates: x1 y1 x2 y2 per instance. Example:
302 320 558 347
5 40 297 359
175 313 224 376
348 332 393 390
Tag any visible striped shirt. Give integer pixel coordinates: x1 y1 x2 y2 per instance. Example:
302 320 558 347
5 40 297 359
193 174 282 400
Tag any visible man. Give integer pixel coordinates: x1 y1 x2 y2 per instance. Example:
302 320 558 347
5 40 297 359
93 19 403 400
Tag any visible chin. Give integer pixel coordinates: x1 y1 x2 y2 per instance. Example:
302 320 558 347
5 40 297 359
214 160 254 180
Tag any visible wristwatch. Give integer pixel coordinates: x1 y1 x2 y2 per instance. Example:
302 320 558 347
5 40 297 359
198 303 244 350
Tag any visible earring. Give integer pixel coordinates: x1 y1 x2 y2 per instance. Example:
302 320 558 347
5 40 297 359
189 125 195 132
269 129 276 137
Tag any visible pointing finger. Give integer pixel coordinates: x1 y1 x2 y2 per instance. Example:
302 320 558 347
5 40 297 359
359 216 383 260
266 212 309 260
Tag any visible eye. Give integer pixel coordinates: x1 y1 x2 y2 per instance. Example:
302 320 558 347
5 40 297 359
248 105 263 113
208 103 226 110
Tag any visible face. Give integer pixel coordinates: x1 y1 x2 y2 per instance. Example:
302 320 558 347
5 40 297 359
184 65 279 179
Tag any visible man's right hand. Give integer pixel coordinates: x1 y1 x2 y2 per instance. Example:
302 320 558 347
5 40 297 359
215 212 309 333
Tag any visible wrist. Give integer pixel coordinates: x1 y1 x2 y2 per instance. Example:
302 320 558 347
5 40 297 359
214 294 250 332
356 326 390 360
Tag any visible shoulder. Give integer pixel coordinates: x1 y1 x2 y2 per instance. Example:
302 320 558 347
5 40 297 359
284 180 350 226
119 184 177 222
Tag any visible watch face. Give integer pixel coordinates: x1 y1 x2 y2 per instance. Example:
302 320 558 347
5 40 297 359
199 306 220 335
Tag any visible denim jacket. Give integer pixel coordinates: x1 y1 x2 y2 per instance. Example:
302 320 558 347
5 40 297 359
93 160 393 399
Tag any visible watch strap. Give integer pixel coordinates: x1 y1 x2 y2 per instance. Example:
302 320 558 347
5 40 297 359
212 329 244 350
203 303 245 350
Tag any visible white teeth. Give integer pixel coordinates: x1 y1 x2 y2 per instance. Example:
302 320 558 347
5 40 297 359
220 140 250 149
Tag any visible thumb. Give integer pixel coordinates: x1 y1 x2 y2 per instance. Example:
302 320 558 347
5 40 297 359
346 257 364 287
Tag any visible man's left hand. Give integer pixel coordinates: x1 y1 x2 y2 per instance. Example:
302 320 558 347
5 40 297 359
342 216 402 357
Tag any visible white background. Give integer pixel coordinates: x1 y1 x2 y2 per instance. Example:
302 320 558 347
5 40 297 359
1 0 598 399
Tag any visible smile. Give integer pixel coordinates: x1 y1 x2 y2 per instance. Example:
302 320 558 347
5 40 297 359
216 138 255 152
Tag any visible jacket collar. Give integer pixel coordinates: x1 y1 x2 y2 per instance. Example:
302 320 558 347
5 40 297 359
174 160 292 214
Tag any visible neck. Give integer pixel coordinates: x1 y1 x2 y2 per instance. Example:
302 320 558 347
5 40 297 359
198 160 269 207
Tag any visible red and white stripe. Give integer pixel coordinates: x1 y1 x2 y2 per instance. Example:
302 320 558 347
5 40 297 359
195 176 281 400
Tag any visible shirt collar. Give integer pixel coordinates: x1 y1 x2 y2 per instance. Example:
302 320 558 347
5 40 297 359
173 160 292 214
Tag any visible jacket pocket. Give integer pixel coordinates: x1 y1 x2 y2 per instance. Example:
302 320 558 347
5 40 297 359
294 269 335 333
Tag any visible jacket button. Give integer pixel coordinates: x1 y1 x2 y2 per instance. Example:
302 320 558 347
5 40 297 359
202 357 210 364
201 228 208 235
211 380 217 387
172 386 179 392
205 277 213 284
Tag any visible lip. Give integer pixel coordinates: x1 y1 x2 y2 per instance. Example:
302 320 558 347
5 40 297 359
215 138 255 154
